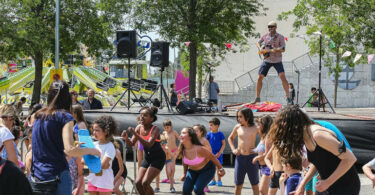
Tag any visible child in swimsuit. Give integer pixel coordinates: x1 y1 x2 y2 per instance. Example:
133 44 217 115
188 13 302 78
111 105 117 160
253 115 273 195
160 135 175 192
228 108 259 195
161 119 179 189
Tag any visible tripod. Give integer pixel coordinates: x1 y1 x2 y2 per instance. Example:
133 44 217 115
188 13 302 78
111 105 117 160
148 67 173 112
302 33 335 113
110 58 143 111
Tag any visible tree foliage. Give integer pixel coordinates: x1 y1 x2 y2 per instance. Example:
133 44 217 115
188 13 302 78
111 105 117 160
130 0 265 99
278 0 364 107
0 0 130 104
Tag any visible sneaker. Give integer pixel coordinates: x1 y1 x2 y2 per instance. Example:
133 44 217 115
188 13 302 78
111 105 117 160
161 178 169 183
154 188 160 193
170 187 176 193
208 181 216 186
217 181 223 186
252 97 261 104
204 187 210 192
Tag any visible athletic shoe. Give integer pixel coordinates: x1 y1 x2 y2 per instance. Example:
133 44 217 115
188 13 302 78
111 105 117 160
208 181 216 186
217 181 223 186
170 187 176 193
154 188 160 193
204 187 210 192
252 97 261 104
161 178 169 183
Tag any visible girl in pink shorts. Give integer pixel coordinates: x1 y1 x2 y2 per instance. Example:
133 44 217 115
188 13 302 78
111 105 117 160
87 116 118 195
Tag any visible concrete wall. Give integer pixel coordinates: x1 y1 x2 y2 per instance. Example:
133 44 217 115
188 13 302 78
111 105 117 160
219 62 375 108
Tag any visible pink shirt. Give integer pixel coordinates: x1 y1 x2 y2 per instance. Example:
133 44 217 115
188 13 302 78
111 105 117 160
258 32 286 63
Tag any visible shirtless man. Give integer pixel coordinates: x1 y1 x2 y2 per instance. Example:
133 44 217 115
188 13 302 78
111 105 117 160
228 108 260 195
265 145 284 195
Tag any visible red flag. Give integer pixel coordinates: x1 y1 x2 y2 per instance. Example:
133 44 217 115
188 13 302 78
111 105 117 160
225 43 232 50
184 42 191 47
284 37 288 41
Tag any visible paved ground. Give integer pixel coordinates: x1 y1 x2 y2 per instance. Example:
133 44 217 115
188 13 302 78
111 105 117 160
122 161 374 195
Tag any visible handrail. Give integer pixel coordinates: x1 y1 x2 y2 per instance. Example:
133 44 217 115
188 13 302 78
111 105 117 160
234 52 313 90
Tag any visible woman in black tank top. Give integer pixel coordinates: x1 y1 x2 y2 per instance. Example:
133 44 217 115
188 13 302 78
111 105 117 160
268 106 360 195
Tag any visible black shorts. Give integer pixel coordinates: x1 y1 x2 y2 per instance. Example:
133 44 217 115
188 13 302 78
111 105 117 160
141 154 166 171
258 62 285 77
269 171 284 188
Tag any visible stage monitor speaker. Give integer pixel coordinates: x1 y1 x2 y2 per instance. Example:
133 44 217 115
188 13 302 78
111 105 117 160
150 41 170 68
116 30 137 58
176 100 197 115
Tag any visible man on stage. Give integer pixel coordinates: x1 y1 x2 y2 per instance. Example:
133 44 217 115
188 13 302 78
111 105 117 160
253 21 292 104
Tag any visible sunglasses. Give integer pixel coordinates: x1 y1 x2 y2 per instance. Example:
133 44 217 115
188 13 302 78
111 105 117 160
71 93 78 96
268 26 276 28
1 116 16 121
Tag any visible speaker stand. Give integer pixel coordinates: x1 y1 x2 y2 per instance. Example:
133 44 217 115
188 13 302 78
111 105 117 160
110 58 143 111
148 68 173 112
301 33 335 113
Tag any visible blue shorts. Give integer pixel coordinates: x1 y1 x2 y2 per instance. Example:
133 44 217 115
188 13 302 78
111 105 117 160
213 152 223 165
234 154 259 185
165 159 172 164
258 61 285 77
260 165 271 176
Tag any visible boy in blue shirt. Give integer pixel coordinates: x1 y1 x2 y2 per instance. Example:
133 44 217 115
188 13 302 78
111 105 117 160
280 156 302 195
207 117 226 186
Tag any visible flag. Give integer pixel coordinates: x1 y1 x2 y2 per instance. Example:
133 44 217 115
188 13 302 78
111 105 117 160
329 41 335 49
342 51 352 58
284 37 288 41
203 43 210 49
353 54 362 63
225 43 232 50
368 54 375 64
184 42 191 47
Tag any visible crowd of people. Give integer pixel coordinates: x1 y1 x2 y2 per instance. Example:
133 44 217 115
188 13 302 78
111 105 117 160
0 80 374 195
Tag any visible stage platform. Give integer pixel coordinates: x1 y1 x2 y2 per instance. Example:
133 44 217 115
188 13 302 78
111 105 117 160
84 107 375 165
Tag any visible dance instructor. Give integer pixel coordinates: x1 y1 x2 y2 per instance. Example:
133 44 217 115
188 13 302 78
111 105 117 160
178 127 225 195
268 106 360 194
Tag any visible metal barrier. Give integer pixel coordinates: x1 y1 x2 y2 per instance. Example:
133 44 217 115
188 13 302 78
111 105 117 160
115 137 137 195
234 53 314 91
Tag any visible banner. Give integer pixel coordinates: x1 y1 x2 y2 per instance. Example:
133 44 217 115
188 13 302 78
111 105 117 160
368 54 375 64
353 54 362 63
342 51 352 58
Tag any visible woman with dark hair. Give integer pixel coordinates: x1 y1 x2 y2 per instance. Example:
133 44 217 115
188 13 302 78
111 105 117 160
31 80 100 195
121 106 165 195
178 127 225 195
267 105 360 195
70 90 81 105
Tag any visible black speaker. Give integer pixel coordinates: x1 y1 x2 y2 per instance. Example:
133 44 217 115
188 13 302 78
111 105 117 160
116 30 137 58
176 100 197 115
150 41 170 68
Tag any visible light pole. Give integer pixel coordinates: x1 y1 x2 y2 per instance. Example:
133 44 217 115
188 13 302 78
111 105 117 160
55 0 60 69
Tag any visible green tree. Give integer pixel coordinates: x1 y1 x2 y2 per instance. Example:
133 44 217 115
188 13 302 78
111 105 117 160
341 0 375 49
279 0 361 107
130 0 264 100
0 0 129 105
